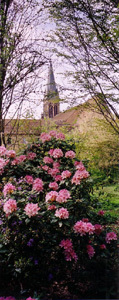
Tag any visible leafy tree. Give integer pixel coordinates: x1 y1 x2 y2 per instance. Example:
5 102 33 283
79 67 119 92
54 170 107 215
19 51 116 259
0 0 46 146
43 0 119 134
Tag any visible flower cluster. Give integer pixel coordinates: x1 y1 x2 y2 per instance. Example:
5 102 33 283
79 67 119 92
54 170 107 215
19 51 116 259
59 239 78 261
55 207 69 219
24 203 40 218
3 199 17 216
3 183 16 197
74 220 95 236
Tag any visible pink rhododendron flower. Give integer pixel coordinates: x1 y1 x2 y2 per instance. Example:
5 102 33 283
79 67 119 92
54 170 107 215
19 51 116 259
25 175 34 185
24 203 40 217
32 178 43 192
27 152 36 160
3 183 16 197
98 210 105 216
48 149 54 156
72 169 89 185
47 204 56 210
59 239 77 262
56 132 65 140
49 181 59 190
46 191 58 202
74 161 85 170
82 218 89 222
48 168 60 177
40 132 51 143
0 158 7 173
49 130 57 138
42 165 49 171
65 150 76 159
56 189 71 203
73 220 95 236
87 245 95 259
61 170 72 179
106 232 117 243
100 244 106 249
5 150 16 158
55 207 69 219
18 155 27 163
43 156 53 164
52 148 63 159
94 224 102 235
53 161 60 169
3 199 17 215
55 175 62 182
0 145 6 156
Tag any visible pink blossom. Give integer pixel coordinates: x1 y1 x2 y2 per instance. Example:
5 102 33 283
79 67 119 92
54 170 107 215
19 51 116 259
53 161 60 169
82 218 89 222
47 204 56 210
3 199 17 215
42 165 49 171
72 169 89 185
18 155 26 163
0 158 7 171
98 210 105 216
74 161 85 171
100 244 106 249
73 220 95 236
61 170 72 179
48 149 54 156
3 183 16 197
59 239 77 262
0 145 6 156
87 245 95 259
55 175 62 182
11 158 20 165
94 224 102 235
56 189 71 203
40 132 51 143
52 148 63 159
56 132 65 140
65 150 76 159
24 203 40 217
106 232 117 243
25 175 34 185
48 168 60 177
32 178 43 192
49 130 57 138
43 156 53 164
55 207 69 219
45 191 58 202
27 152 36 160
5 150 16 158
49 181 59 190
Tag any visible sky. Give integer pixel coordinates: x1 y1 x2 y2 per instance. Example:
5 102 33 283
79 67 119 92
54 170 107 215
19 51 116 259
6 0 119 120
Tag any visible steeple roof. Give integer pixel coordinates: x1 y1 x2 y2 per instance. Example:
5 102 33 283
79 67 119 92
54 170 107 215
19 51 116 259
46 60 58 94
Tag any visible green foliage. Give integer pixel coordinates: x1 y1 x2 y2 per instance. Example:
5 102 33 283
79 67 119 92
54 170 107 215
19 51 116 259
0 131 118 298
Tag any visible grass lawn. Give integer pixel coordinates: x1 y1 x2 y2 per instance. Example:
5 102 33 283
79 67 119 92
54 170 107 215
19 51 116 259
92 182 119 218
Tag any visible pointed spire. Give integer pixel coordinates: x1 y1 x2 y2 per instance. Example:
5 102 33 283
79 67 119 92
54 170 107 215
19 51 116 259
46 60 58 95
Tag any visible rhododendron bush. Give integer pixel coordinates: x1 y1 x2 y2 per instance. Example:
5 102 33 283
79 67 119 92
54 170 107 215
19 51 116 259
0 131 118 298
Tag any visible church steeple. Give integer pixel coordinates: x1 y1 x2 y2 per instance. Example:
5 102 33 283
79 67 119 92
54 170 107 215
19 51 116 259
46 60 58 95
42 61 60 118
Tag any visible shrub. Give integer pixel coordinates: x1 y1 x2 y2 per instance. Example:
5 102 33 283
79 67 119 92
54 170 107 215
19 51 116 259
0 131 118 298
